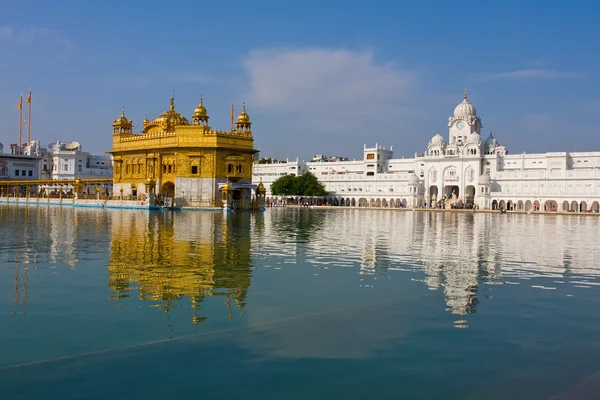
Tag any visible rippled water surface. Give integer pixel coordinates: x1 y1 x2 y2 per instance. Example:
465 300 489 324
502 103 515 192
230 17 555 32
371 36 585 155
1 205 600 399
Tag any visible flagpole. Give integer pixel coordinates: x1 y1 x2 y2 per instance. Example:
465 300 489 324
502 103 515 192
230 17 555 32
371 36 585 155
27 89 31 146
18 94 23 154
230 104 234 132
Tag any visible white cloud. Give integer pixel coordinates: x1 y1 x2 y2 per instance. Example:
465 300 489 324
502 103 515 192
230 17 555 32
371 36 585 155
243 48 418 131
475 69 580 82
0 25 70 46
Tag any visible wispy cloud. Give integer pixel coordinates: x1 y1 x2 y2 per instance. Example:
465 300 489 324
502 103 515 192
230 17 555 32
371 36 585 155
0 25 71 46
529 57 548 67
243 47 418 131
475 69 580 82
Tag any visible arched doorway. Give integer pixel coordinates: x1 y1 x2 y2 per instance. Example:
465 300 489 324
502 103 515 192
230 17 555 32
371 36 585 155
545 200 558 212
429 186 439 203
517 200 524 211
592 201 599 213
492 200 498 210
465 185 475 205
562 200 569 212
570 201 578 212
161 181 175 198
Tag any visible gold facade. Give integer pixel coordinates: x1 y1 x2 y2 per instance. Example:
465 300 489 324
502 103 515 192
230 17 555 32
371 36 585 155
108 211 252 325
109 97 257 206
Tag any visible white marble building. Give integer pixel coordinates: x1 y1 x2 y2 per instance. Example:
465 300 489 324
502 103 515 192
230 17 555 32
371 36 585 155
253 91 600 212
24 140 113 180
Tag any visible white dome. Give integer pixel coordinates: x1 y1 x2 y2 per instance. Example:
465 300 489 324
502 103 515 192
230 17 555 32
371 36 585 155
408 173 420 185
453 90 477 119
479 173 491 185
454 99 477 119
467 131 481 144
430 130 445 146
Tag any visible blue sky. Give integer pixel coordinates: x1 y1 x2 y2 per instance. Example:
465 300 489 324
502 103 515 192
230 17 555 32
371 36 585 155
1 0 599 160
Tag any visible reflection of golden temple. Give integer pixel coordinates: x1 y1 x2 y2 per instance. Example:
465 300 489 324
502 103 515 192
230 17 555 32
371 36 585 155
107 211 252 325
109 97 261 209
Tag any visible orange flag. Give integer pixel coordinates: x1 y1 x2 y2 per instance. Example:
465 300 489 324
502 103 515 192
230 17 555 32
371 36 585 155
230 104 234 124
26 90 31 103
17 95 22 109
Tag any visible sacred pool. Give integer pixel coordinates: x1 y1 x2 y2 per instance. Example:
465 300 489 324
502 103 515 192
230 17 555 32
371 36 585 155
1 205 599 399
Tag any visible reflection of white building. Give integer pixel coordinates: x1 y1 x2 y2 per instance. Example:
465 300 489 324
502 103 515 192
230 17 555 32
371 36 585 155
250 210 600 323
253 91 600 212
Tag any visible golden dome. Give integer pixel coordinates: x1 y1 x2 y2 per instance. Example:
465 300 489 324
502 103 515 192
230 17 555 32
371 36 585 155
237 103 251 123
193 95 208 118
151 97 190 129
114 107 131 126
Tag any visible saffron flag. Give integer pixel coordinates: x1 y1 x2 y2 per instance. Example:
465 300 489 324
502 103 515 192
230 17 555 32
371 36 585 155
230 104 234 124
26 90 31 103
17 96 22 110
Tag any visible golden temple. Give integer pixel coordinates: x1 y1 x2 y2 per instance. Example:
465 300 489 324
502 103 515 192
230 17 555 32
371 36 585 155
109 96 261 209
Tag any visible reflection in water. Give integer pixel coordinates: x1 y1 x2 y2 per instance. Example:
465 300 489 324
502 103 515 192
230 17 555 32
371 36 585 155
254 210 600 328
107 211 252 326
1 204 599 332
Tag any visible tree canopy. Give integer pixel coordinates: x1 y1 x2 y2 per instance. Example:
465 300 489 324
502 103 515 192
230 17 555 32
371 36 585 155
270 172 328 196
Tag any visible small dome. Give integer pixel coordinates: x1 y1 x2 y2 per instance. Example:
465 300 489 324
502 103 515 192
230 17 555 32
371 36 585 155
479 173 491 185
485 131 497 146
453 89 477 119
114 107 131 126
256 182 266 194
237 103 251 123
467 131 481 144
221 182 233 192
193 95 208 118
430 130 445 146
408 173 420 185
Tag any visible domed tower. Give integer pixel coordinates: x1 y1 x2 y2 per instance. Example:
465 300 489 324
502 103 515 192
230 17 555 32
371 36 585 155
448 89 482 146
192 95 209 126
113 107 133 135
476 172 492 210
235 103 252 133
427 130 446 156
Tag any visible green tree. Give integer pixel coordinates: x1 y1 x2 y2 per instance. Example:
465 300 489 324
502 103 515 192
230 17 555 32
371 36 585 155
270 172 328 196
270 174 297 195
258 157 277 164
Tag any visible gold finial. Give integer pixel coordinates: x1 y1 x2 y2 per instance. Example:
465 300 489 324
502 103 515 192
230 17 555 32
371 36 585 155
437 129 440 135
200 94 203 105
169 97 175 111
242 102 246 113
121 106 125 116
463 88 467 100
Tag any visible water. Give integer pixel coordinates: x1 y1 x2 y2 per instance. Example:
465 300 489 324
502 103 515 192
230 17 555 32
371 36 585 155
1 205 600 399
